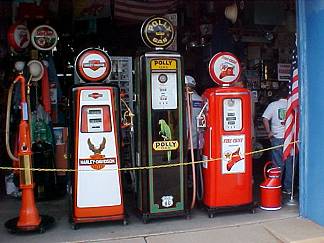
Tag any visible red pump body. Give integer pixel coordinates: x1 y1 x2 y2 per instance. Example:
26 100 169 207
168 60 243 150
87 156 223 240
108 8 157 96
260 161 282 210
202 86 253 211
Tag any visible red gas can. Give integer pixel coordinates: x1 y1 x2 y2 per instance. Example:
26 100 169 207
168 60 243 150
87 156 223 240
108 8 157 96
260 161 282 210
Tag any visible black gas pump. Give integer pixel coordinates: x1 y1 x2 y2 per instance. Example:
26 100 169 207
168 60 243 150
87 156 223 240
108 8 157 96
134 16 190 223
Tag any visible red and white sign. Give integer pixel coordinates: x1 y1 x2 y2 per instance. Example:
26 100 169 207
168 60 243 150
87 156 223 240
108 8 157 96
7 24 30 51
209 52 241 86
277 63 291 81
75 48 111 83
221 134 245 174
31 25 58 51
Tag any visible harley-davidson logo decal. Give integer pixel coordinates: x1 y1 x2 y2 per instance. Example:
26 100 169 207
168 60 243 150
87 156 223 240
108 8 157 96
88 92 103 99
79 137 116 170
83 60 106 71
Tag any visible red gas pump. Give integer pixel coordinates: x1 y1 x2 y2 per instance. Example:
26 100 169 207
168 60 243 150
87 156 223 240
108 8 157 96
202 52 254 217
69 48 126 229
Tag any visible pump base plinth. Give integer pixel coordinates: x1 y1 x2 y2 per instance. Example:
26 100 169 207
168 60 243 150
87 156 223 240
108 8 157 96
5 215 55 234
205 202 256 218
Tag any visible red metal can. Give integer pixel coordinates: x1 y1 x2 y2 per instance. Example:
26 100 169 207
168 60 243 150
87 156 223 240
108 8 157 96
260 161 282 210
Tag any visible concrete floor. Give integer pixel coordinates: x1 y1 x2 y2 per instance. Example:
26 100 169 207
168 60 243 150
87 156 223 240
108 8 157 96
0 193 301 243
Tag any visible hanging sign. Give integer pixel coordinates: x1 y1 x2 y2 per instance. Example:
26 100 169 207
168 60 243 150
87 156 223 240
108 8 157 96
75 48 112 82
31 25 58 51
141 16 175 49
209 52 241 86
7 24 30 52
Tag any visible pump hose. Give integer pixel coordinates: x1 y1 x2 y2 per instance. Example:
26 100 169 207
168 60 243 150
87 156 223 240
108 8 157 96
6 79 19 162
186 87 196 209
196 151 204 201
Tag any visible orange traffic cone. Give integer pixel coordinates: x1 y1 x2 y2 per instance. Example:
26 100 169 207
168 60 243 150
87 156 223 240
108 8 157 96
17 185 41 229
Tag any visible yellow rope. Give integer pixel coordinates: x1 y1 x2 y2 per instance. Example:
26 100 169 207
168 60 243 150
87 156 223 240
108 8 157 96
0 141 299 173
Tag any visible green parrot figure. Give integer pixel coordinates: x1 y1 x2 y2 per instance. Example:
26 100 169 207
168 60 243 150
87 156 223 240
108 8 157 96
158 119 172 161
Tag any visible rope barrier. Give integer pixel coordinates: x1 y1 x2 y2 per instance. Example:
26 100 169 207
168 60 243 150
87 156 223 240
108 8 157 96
0 141 299 173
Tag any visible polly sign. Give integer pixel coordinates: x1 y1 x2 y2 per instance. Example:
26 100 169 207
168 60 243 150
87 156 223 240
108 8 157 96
75 48 112 83
209 52 241 86
141 16 175 49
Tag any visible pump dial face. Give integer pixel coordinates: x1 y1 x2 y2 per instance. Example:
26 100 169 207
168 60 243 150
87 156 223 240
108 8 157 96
158 74 168 83
75 48 111 83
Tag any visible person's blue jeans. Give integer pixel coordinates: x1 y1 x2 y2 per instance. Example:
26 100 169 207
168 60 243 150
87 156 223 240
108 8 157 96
270 137 293 191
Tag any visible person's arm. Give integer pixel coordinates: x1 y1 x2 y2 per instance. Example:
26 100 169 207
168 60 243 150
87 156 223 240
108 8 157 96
263 118 273 139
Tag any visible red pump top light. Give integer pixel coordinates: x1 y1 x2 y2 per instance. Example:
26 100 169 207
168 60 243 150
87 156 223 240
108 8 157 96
208 52 241 86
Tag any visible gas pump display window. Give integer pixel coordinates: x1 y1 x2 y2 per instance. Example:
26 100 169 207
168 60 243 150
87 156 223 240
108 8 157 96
81 105 112 133
223 98 242 131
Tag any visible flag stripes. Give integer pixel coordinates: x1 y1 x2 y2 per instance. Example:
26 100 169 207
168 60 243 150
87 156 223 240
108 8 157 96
283 45 299 161
114 0 177 22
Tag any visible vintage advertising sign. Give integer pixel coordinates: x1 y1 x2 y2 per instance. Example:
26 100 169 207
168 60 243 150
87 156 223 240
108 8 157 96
151 59 177 70
277 63 291 81
221 135 245 174
153 140 179 151
7 24 30 51
141 16 175 49
75 48 111 82
209 52 241 86
31 25 58 51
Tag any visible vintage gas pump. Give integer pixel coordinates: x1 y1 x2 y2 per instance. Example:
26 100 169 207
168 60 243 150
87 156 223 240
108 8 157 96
69 48 126 229
201 52 254 218
5 62 54 233
134 16 189 222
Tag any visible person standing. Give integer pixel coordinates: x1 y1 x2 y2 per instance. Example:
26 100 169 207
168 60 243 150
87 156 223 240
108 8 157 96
262 88 293 194
185 75 204 160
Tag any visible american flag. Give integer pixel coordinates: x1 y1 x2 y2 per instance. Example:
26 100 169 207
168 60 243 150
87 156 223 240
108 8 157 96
114 0 178 23
283 43 299 160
